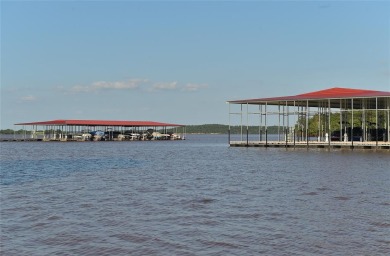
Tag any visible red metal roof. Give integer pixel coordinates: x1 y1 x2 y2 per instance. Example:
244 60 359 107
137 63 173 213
228 87 390 103
296 87 390 99
15 119 184 127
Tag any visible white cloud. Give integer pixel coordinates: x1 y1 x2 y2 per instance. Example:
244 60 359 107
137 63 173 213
147 81 208 92
91 80 142 90
182 83 208 92
67 78 207 94
21 95 37 101
149 81 178 91
70 85 91 93
70 79 147 93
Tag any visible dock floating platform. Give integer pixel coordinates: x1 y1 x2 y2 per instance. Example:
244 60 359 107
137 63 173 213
230 141 390 150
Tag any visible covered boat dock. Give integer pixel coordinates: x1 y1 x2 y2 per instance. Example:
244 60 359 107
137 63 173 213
10 119 185 141
227 87 390 150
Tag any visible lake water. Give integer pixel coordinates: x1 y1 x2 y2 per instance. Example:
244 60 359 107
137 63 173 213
1 135 389 255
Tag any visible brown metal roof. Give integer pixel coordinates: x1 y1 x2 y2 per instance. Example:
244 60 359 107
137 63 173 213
15 119 184 127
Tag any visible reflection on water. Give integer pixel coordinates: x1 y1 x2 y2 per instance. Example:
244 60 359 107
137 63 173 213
1 135 389 255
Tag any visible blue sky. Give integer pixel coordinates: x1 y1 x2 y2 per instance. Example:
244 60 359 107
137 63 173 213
1 1 389 129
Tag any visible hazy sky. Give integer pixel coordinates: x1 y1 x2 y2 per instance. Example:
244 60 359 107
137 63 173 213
1 1 389 129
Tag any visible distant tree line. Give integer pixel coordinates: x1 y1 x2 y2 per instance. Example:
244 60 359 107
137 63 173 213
4 111 386 136
0 129 59 135
295 111 387 136
0 129 31 134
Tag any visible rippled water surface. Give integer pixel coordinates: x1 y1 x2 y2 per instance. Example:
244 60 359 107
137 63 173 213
1 135 389 255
